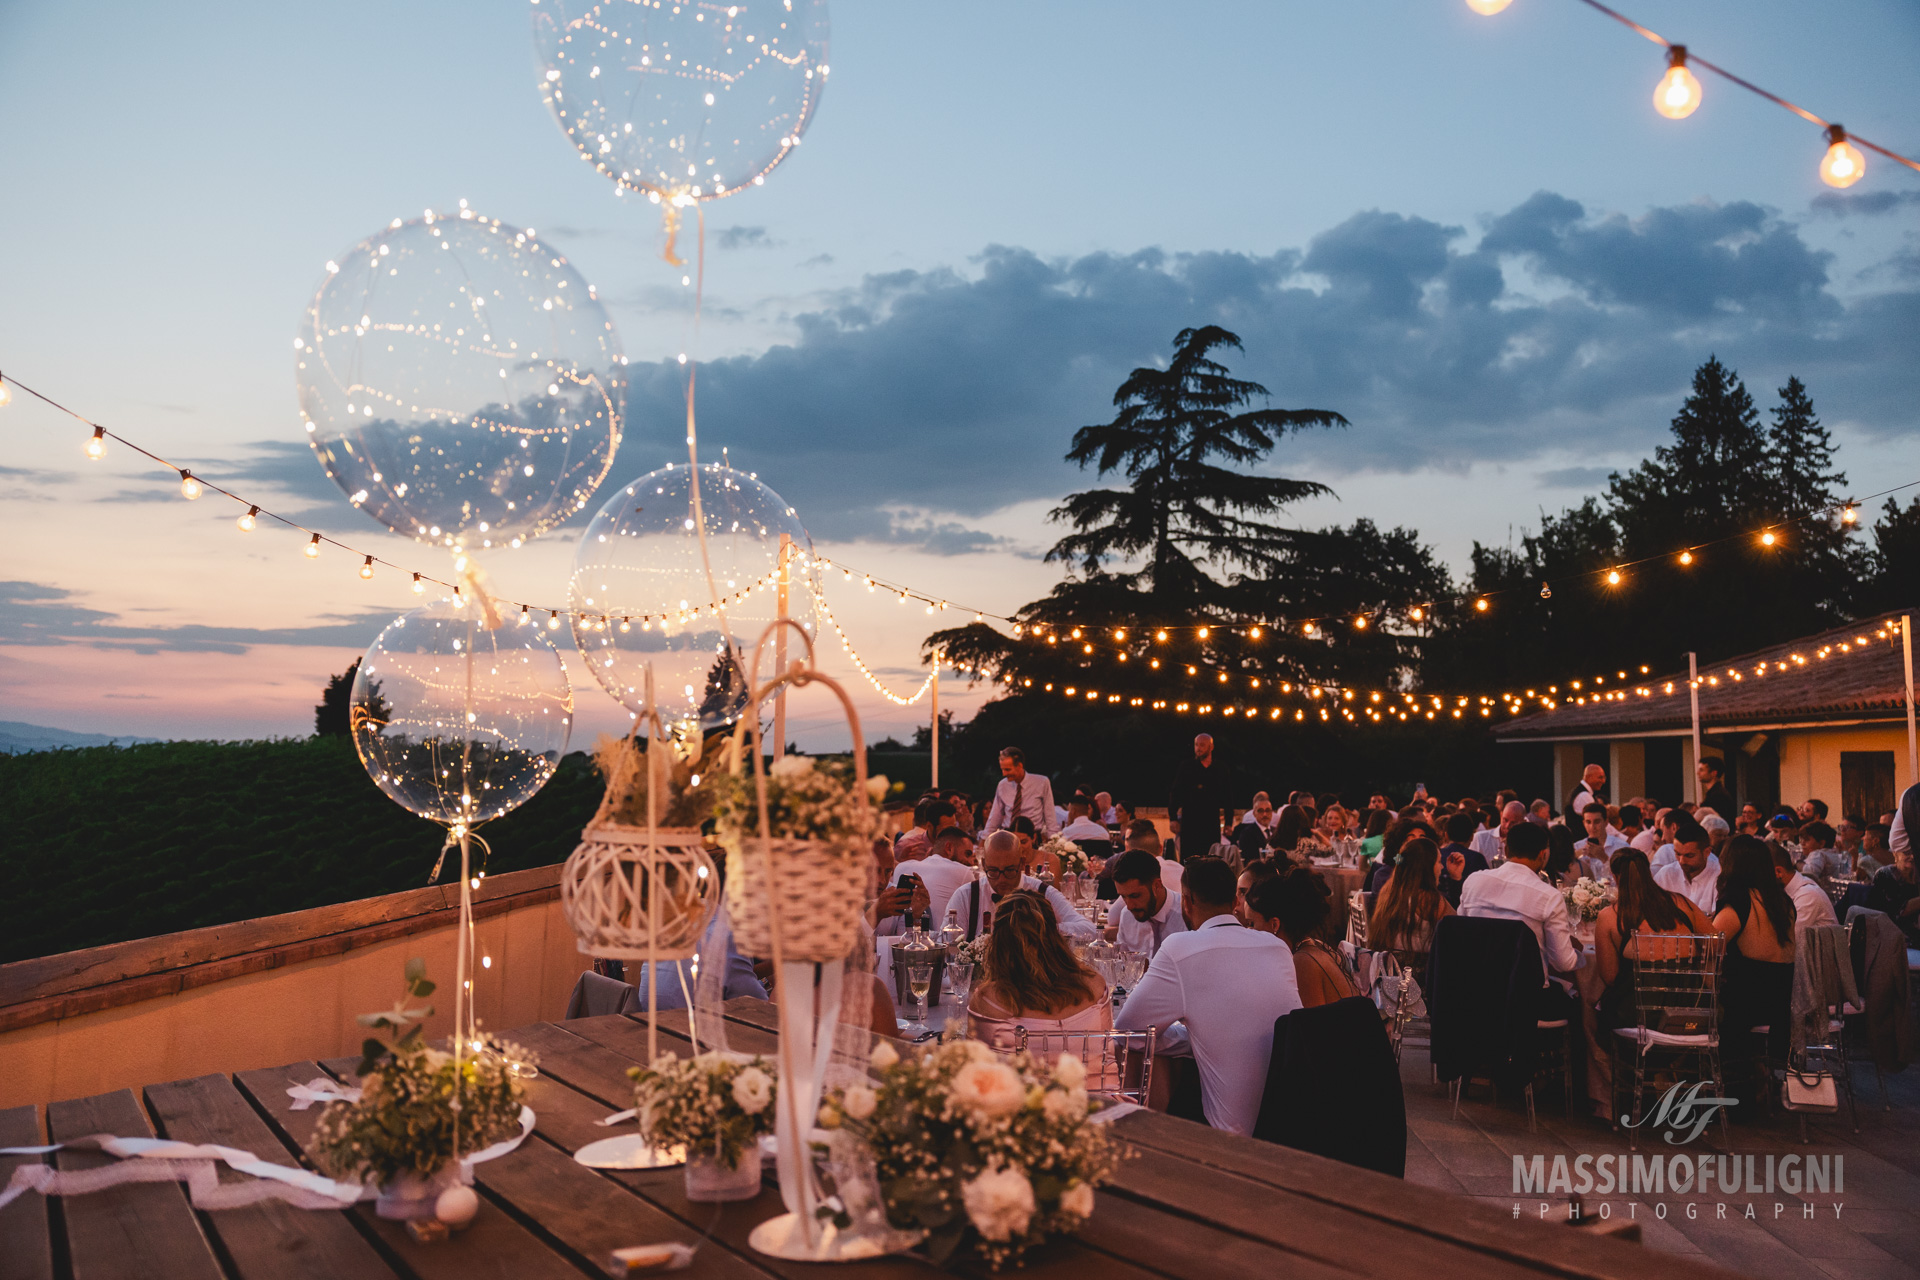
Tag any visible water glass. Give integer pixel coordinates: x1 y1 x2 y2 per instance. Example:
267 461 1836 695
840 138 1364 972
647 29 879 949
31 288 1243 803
946 959 975 1011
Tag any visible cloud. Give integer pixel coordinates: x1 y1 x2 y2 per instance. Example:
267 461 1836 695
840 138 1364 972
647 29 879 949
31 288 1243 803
0 581 399 654
716 225 775 250
1809 190 1920 218
799 253 834 267
602 191 1919 543
1538 466 1615 489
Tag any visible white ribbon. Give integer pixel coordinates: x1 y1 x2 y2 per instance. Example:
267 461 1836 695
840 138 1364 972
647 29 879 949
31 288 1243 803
286 1078 362 1111
0 1106 535 1213
596 1108 639 1127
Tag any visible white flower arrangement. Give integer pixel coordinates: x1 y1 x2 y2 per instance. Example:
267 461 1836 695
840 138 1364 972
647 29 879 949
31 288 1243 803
713 753 888 854
818 1040 1115 1269
1040 834 1089 877
626 1051 778 1169
1563 876 1617 924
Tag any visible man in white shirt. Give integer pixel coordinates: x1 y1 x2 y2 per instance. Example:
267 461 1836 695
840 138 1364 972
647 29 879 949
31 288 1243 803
1795 821 1853 884
886 828 976 933
951 831 1094 941
1648 810 1683 869
1106 848 1188 957
1457 822 1583 983
1890 783 1914 855
1094 791 1118 827
1771 844 1838 933
1631 805 1667 854
984 747 1059 837
1470 800 1526 864
1652 819 1721 916
1567 763 1606 822
1116 857 1301 1135
1577 802 1628 881
1058 792 1109 843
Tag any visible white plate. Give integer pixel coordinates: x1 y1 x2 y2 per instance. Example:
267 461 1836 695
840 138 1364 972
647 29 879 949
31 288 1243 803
573 1134 687 1169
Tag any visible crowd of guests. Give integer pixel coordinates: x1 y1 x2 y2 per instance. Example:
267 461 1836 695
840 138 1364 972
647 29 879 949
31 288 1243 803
852 738 1920 1136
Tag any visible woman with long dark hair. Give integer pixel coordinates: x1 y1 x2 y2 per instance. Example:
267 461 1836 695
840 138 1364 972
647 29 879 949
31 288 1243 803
1271 804 1314 859
1546 825 1581 887
1366 815 1440 893
1712 834 1797 1101
1594 849 1711 1027
966 891 1111 1046
1367 836 1452 973
1246 867 1358 1007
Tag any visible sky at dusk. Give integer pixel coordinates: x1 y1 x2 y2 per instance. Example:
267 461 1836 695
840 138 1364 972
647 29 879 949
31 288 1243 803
3 0 1917 752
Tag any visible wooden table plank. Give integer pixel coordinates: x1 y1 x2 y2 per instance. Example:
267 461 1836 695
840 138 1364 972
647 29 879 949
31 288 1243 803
46 1089 224 1280
0 1105 55 1280
229 1062 584 1280
144 1073 398 1280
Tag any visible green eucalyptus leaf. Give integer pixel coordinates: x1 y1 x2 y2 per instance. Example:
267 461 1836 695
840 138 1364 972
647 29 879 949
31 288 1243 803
412 980 436 997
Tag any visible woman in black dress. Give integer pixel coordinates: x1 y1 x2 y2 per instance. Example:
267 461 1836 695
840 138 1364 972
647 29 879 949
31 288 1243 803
1711 835 1797 1107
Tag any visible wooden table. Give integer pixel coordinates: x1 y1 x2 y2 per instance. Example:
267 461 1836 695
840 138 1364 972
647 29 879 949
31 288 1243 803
2 997 1737 1280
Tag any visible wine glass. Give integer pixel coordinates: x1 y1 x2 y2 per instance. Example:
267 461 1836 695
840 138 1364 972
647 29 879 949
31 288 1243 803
904 961 934 1036
946 959 975 1014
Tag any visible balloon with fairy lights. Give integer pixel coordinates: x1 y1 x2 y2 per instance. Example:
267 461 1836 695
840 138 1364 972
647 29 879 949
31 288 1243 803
569 462 815 740
532 0 830 218
351 595 575 839
296 207 627 553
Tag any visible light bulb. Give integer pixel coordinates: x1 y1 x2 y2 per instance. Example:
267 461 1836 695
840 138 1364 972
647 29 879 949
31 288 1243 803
179 470 203 500
360 556 375 579
548 612 561 630
1539 582 1552 600
1842 504 1858 525
1760 529 1777 547
1653 47 1701 119
1464 0 1513 13
1820 125 1865 188
453 588 466 608
86 426 106 459
304 533 321 558
1679 550 1694 566
1606 569 1621 585
1409 607 1424 622
0 377 10 409
237 506 258 532
1353 615 1368 629
412 573 426 594
1474 598 1490 612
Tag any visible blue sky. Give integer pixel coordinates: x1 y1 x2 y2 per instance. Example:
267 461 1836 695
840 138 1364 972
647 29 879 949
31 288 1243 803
2 0 1916 746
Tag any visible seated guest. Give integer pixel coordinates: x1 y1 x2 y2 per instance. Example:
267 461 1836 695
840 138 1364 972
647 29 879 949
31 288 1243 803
1763 814 1799 863
1234 858 1280 927
1593 849 1711 1025
953 831 1095 941
1116 858 1302 1135
1108 847 1187 957
886 826 976 931
1359 807 1393 865
1232 792 1280 865
1119 818 1185 898
1470 800 1525 865
940 789 975 836
1712 835 1798 1101
1546 824 1582 887
1368 836 1453 972
1700 811 1731 856
1578 802 1626 880
1458 823 1583 1016
868 874 930 935
1365 815 1441 895
1834 814 1866 863
1653 818 1721 916
1770 843 1838 934
1795 821 1850 884
1437 812 1487 906
1094 790 1117 826
1245 866 1357 1007
1863 836 1920 946
1059 791 1110 843
1271 803 1315 860
893 797 955 861
1857 823 1893 878
1010 815 1042 876
1616 803 1646 850
967 891 1113 1049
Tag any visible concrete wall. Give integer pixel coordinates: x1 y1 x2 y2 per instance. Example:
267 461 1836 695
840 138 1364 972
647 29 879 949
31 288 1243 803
0 894 586 1112
1775 724 1914 818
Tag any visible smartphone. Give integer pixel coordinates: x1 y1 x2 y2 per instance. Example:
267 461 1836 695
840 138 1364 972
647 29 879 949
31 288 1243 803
897 873 920 916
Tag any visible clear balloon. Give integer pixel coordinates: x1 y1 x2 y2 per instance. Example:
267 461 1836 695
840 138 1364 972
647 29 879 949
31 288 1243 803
569 463 815 738
352 598 575 826
533 0 830 205
296 208 627 551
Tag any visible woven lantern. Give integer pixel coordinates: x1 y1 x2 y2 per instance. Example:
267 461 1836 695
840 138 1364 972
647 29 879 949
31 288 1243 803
560 823 718 960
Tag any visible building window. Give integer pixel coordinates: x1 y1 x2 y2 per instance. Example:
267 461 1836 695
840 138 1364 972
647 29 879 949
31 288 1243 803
1840 752 1896 825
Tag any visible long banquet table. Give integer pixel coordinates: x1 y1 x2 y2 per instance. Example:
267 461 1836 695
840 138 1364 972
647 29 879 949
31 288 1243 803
0 997 1738 1280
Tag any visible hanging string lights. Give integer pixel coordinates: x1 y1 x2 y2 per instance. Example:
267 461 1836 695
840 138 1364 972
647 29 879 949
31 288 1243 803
1469 0 1919 188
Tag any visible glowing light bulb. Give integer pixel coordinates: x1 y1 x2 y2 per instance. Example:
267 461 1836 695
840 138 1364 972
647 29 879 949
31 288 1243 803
1464 0 1513 13
412 573 425 594
237 506 258 532
1842 504 1858 525
1606 568 1621 585
0 377 10 409
548 611 561 630
86 426 106 459
1760 529 1777 547
304 533 321 558
1354 615 1368 629
1653 47 1701 119
1409 606 1424 623
1539 582 1552 600
1820 125 1865 189
360 556 375 579
1679 550 1694 566
1474 597 1490 612
179 469 202 500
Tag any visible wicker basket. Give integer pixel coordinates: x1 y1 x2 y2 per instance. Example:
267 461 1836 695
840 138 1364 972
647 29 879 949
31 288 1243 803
725 836 868 963
560 823 718 961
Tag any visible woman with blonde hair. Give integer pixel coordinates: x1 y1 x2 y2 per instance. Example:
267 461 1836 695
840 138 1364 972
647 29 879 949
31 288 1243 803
967 891 1112 1051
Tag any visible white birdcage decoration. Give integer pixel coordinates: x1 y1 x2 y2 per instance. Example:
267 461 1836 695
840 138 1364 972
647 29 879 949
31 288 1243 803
560 822 718 960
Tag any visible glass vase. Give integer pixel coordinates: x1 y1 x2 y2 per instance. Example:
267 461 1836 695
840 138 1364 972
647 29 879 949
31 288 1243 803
684 1148 762 1202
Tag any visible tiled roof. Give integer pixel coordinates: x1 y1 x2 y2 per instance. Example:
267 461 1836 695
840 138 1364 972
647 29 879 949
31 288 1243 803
1496 609 1916 740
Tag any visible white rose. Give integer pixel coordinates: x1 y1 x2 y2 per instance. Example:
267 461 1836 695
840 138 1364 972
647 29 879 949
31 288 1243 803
961 1039 998 1064
866 774 890 801
961 1164 1036 1243
1043 1088 1086 1123
951 1060 1026 1118
841 1084 877 1120
769 754 815 779
1059 1180 1095 1220
731 1066 773 1115
869 1040 899 1070
1053 1052 1086 1090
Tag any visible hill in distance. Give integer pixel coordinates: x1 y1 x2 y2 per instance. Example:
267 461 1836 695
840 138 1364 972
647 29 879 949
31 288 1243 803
0 720 164 754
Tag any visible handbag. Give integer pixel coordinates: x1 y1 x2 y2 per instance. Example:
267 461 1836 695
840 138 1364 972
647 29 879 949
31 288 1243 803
1782 1070 1839 1113
1655 1008 1709 1036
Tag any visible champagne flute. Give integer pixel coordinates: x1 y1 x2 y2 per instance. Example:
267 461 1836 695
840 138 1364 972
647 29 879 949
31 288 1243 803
906 962 934 1034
